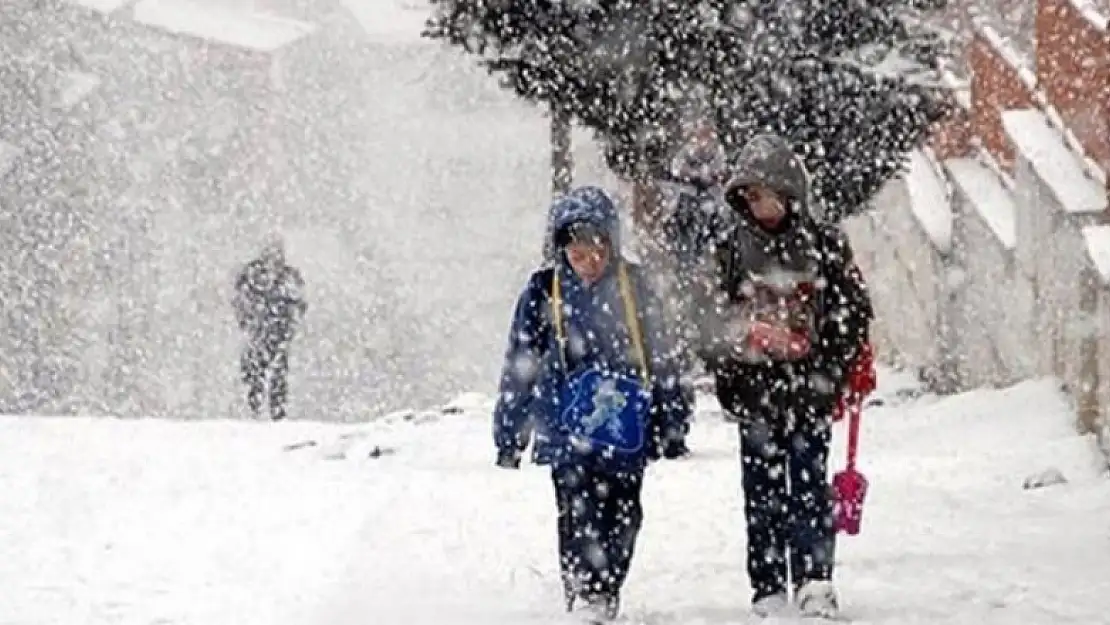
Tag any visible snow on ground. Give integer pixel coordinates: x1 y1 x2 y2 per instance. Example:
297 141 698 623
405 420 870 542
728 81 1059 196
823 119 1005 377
1 370 1108 625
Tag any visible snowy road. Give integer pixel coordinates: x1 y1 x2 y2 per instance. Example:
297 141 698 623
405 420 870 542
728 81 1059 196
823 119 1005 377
1 373 1108 625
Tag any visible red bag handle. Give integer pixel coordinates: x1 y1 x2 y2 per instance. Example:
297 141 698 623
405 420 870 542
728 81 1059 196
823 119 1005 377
843 343 875 469
846 399 862 470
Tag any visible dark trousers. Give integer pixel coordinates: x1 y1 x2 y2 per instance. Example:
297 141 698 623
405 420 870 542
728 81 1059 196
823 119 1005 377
739 416 835 602
552 464 644 606
241 335 290 420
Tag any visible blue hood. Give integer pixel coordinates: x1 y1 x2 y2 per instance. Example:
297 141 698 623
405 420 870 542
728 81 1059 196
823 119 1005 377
546 185 622 257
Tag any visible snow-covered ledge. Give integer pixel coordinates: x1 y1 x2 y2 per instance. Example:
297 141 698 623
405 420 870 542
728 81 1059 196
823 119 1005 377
944 157 1035 386
131 0 316 52
905 150 955 254
945 158 1016 251
1003 109 1107 221
64 0 133 13
1003 108 1107 287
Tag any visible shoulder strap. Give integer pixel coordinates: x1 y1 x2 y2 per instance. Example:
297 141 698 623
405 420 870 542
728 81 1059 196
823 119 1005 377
551 269 566 369
549 262 650 382
618 262 650 383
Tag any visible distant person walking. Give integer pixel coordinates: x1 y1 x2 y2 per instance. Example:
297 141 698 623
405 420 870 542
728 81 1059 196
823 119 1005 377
232 235 307 421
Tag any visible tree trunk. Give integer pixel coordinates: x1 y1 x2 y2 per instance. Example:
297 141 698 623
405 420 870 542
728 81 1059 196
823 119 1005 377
551 105 572 196
631 179 664 237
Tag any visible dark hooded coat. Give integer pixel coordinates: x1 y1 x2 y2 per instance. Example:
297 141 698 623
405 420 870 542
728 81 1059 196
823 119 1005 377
493 187 691 472
694 134 873 421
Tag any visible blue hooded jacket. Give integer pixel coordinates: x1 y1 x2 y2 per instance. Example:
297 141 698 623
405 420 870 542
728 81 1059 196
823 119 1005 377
493 186 691 473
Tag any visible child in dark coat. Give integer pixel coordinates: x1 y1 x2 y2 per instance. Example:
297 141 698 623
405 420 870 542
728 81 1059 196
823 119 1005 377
493 185 691 623
695 134 874 618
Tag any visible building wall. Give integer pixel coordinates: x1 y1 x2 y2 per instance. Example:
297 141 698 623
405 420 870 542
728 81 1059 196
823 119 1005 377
850 0 1109 452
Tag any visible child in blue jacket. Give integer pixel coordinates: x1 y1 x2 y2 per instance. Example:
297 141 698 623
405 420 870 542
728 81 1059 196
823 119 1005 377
493 185 691 622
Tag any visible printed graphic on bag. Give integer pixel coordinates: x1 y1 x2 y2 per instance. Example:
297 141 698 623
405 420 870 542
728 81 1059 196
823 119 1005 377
560 369 652 455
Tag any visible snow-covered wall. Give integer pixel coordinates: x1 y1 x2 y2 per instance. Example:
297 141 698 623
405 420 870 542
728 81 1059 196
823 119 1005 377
843 154 955 387
849 112 1109 437
944 156 1036 388
853 1 1110 448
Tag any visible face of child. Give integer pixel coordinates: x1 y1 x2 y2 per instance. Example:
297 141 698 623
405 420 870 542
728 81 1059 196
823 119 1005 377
744 184 787 225
693 122 718 145
565 238 610 284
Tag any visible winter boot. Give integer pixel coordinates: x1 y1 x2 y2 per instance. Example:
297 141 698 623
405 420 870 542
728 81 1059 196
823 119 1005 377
796 581 839 618
601 594 619 620
573 593 619 623
751 592 789 618
563 578 576 613
246 387 263 417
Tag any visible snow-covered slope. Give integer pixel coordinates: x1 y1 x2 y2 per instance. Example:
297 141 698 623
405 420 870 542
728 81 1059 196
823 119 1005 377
2 371 1108 625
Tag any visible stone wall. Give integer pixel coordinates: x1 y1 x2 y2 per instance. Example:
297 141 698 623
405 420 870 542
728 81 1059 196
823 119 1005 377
848 0 1109 456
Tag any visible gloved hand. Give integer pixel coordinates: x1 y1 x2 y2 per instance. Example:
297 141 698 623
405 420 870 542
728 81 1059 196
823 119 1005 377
748 321 811 360
655 425 690 460
495 448 522 470
662 438 690 459
847 343 877 398
833 343 877 423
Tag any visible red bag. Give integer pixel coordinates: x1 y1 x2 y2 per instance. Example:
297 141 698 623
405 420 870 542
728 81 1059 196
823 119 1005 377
832 399 868 536
832 343 875 536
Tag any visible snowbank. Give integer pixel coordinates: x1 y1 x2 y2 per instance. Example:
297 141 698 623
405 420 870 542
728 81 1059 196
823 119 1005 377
339 0 430 43
4 372 1109 625
0 417 369 625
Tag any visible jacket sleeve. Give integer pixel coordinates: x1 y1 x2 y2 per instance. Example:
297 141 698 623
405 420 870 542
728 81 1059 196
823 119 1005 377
688 244 740 373
815 227 874 390
492 272 552 456
634 271 692 446
232 266 251 328
288 268 308 315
